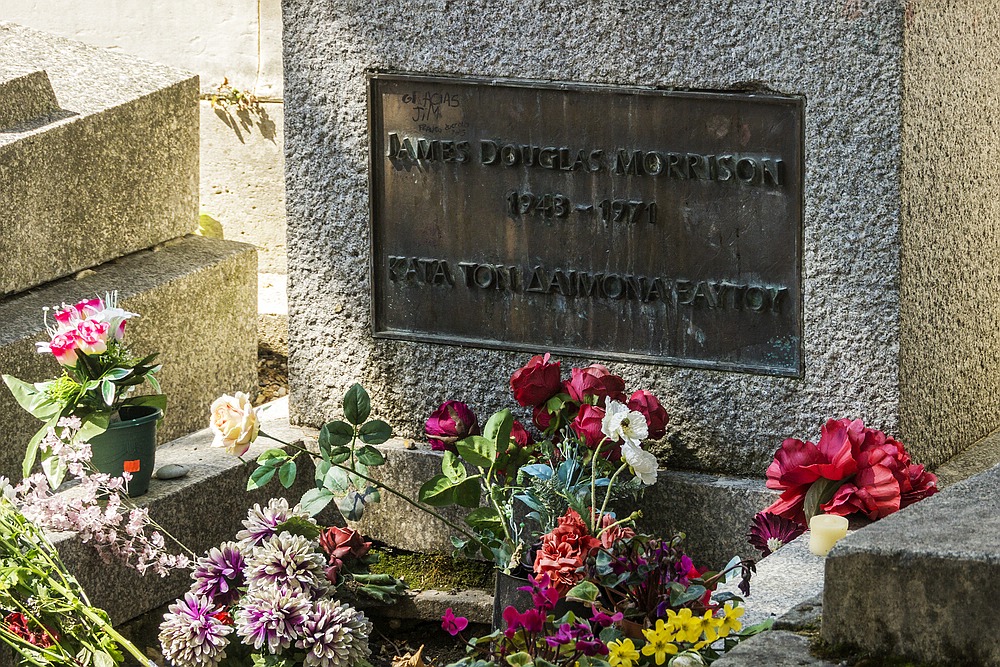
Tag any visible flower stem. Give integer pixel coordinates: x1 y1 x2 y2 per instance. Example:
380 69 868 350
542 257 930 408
260 432 481 544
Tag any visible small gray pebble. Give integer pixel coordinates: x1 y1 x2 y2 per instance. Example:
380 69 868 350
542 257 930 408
154 464 189 480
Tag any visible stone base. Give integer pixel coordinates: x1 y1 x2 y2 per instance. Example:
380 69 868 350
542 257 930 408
0 235 258 480
0 22 199 296
822 464 1000 666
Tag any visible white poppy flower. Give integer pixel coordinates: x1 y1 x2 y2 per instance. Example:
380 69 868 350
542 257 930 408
601 399 649 448
621 442 658 486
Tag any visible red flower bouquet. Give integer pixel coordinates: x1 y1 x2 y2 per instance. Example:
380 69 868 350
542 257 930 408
763 418 938 527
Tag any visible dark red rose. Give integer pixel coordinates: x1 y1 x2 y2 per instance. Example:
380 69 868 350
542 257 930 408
425 400 480 453
900 464 938 507
510 420 534 447
319 526 372 562
627 390 669 440
510 353 563 407
570 404 606 449
564 364 626 405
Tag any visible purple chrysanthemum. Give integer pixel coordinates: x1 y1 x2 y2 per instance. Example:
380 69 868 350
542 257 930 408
748 511 806 556
245 531 328 597
236 498 315 548
191 541 246 606
235 586 311 653
296 599 373 667
159 592 233 667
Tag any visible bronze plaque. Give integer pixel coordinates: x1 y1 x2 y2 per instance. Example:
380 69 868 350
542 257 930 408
369 73 803 376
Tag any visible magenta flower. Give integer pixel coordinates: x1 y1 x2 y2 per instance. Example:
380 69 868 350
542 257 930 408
590 609 624 628
441 608 469 636
748 511 806 556
425 401 480 453
502 606 546 638
159 593 233 667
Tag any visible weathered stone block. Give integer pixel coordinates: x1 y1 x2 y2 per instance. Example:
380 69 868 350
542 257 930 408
283 1 1000 475
0 235 258 480
822 464 1000 665
0 69 58 129
0 22 199 295
714 630 836 667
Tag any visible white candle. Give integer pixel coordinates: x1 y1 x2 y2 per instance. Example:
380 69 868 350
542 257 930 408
809 514 849 556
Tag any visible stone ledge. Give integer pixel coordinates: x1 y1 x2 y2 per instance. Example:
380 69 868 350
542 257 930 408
0 69 59 130
0 235 258 481
0 22 198 295
822 463 1000 666
357 589 493 626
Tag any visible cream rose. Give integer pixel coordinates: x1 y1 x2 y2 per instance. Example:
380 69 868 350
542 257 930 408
210 392 260 456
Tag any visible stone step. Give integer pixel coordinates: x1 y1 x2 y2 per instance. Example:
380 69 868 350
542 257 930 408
0 234 257 481
0 22 198 296
822 463 1000 666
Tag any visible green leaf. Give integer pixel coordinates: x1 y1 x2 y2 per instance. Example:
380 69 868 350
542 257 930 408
123 393 167 414
77 412 111 443
75 351 101 379
566 580 600 603
357 445 385 466
98 379 114 406
465 506 502 532
315 460 331 484
257 448 288 465
359 419 392 444
484 409 513 451
343 384 371 426
337 490 367 521
453 477 482 508
41 453 68 490
329 446 351 465
278 460 297 488
441 451 467 483
275 516 321 540
456 436 495 468
93 651 115 667
299 488 334 516
323 466 351 493
247 466 276 490
319 421 354 450
102 368 131 381
147 372 162 395
22 416 59 477
2 375 60 421
506 652 532 667
803 477 846 522
419 475 457 506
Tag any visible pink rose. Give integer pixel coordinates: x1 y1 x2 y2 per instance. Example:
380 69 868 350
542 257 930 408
75 319 109 355
627 390 669 440
510 353 563 407
570 404 606 449
425 400 479 453
46 331 79 367
564 364 626 405
209 392 260 456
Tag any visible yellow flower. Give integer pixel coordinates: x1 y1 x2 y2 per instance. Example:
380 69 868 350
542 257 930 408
641 619 679 665
665 608 693 635
608 638 641 667
686 610 719 644
717 603 745 638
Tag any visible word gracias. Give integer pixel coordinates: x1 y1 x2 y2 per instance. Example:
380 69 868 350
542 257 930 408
387 256 787 312
386 132 784 185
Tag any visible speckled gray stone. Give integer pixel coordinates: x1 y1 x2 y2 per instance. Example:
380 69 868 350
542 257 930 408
154 463 190 480
283 1 1000 475
0 69 58 129
0 236 258 481
714 630 836 667
822 463 1000 666
0 22 198 295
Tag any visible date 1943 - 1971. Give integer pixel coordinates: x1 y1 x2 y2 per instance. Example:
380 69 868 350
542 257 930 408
506 190 656 225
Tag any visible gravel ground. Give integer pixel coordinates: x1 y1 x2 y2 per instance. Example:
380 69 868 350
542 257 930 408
256 347 288 405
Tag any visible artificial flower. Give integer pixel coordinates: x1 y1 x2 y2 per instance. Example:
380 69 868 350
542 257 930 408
210 392 260 456
564 364 626 405
236 498 315 548
747 511 805 556
318 526 371 563
717 602 744 638
425 400 479 453
245 531 329 597
627 389 669 440
295 599 372 667
570 403 607 448
510 419 534 447
235 586 311 653
510 352 563 406
191 541 246 606
641 619 679 665
158 593 233 667
533 508 601 592
602 399 649 449
621 441 658 486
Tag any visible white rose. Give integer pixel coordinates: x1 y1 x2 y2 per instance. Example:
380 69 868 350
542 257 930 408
621 441 658 486
210 392 260 456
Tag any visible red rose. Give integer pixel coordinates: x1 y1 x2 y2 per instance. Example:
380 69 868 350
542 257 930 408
627 390 669 440
510 420 534 447
510 353 563 407
533 509 601 593
319 526 372 562
900 464 937 507
570 404 606 449
425 400 480 453
564 364 626 405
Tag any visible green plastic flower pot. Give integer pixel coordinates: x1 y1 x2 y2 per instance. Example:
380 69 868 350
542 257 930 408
88 405 161 497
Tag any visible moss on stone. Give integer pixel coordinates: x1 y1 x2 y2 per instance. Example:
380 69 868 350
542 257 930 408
368 548 495 592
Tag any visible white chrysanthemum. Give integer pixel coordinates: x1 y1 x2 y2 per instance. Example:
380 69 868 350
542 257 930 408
601 399 649 448
621 442 658 486
159 593 232 667
296 599 373 667
245 531 328 597
236 498 315 548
